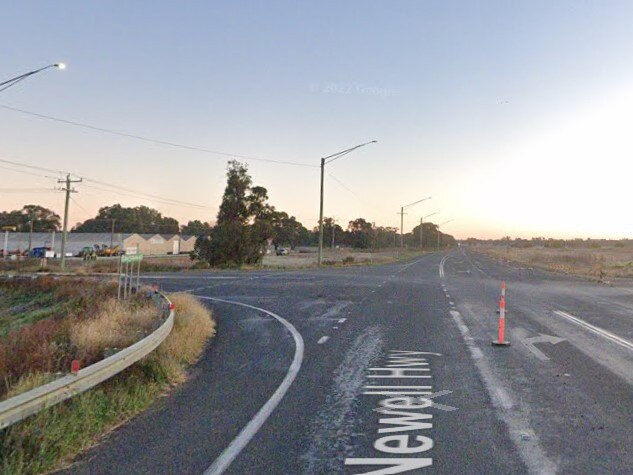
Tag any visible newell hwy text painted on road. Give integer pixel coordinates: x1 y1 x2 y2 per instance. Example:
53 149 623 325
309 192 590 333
345 350 443 474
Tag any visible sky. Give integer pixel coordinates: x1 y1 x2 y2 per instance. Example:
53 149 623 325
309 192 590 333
2 1 633 239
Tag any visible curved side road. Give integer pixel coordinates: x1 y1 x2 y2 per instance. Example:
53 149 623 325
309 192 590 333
197 297 304 475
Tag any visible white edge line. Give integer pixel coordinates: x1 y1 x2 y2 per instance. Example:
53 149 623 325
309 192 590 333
197 296 305 475
553 310 633 351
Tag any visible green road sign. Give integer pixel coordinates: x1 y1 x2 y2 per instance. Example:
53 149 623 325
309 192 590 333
121 254 143 263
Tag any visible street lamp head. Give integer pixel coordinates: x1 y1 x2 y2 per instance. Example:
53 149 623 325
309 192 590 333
54 63 66 70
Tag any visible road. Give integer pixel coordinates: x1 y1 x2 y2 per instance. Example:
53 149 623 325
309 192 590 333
61 250 633 474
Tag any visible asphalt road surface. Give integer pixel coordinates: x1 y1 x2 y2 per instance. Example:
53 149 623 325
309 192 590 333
61 250 633 474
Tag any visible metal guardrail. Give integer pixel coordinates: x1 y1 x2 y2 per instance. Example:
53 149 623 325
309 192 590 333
0 293 175 430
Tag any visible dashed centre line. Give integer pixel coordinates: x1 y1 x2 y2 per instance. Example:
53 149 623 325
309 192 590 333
318 336 330 345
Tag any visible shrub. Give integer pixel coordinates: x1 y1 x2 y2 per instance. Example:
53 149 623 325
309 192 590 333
0 292 214 474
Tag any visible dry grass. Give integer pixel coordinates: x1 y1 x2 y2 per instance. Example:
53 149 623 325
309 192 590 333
0 255 199 275
152 293 216 383
261 248 428 268
0 292 215 475
5 373 58 399
71 298 157 362
473 244 633 280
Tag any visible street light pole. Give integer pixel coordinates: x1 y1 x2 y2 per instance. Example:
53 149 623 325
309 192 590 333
317 140 377 265
318 157 326 264
0 63 66 93
399 197 431 249
400 206 405 248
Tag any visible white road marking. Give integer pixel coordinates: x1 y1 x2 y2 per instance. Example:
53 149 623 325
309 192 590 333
522 334 565 361
338 318 347 323
554 310 633 352
439 255 449 279
450 307 557 473
449 301 455 306
197 297 305 475
318 336 330 344
364 385 433 389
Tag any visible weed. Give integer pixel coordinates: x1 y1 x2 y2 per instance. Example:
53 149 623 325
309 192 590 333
0 292 214 474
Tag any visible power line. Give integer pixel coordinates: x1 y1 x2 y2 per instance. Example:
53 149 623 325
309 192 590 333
0 156 214 210
0 163 58 180
0 103 317 168
81 183 213 210
0 157 63 175
0 188 58 193
80 177 213 209
69 195 90 214
326 171 377 212
327 172 362 199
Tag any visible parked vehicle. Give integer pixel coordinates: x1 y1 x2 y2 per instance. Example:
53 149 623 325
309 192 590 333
28 247 51 258
78 246 97 260
276 247 289 256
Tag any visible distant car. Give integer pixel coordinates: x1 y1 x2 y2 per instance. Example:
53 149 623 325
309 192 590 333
276 247 289 256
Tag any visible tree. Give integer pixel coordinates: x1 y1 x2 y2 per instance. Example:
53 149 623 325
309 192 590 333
373 226 399 248
181 220 212 236
197 161 272 266
267 210 308 249
0 205 60 232
347 218 374 249
321 217 345 248
408 222 457 249
74 204 179 234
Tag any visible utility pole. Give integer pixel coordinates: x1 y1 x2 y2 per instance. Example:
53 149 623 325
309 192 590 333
399 197 431 249
110 218 116 249
318 157 325 265
28 214 34 252
58 174 82 269
399 207 406 248
331 218 336 249
420 211 438 250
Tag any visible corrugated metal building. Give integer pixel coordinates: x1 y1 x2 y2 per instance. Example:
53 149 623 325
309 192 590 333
0 232 196 256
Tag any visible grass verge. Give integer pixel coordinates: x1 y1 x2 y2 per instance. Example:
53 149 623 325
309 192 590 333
471 244 630 281
0 292 215 475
